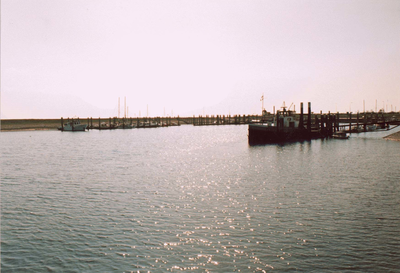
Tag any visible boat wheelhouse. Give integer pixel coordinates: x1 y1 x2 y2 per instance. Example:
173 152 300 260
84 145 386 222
58 119 87 131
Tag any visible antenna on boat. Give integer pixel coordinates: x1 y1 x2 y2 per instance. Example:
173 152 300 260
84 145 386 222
260 93 265 113
282 101 287 111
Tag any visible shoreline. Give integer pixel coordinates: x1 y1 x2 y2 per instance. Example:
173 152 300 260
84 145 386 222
1 119 61 131
1 128 57 132
0 117 185 131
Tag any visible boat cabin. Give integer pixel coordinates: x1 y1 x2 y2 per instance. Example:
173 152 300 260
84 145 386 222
275 110 299 128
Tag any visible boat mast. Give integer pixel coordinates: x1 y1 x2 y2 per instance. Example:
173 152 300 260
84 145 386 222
124 96 126 118
118 97 120 118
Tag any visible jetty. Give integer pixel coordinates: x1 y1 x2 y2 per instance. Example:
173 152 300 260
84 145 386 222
1 107 399 136
60 115 263 131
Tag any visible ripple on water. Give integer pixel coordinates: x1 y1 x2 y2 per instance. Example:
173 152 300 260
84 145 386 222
1 127 400 271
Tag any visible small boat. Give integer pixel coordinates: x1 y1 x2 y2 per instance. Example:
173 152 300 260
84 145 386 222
58 119 87 131
117 123 136 129
366 124 377 131
94 122 118 130
349 126 362 133
139 121 160 128
332 131 349 139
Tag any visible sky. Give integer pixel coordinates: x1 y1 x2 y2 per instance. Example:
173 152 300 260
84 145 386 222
1 0 399 119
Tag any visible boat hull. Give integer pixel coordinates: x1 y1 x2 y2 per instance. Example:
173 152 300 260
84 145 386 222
332 135 349 139
248 124 311 144
332 131 349 139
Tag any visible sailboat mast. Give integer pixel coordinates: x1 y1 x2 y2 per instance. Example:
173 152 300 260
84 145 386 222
118 97 120 118
124 96 126 118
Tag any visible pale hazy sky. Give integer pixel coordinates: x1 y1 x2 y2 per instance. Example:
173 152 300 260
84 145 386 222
1 0 399 118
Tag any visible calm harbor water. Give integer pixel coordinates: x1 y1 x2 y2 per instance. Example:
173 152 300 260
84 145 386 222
1 125 400 272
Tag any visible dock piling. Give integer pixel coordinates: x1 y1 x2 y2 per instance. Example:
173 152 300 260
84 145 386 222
307 102 312 133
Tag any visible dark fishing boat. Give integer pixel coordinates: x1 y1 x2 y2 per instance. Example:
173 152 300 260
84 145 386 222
248 108 310 144
248 102 325 144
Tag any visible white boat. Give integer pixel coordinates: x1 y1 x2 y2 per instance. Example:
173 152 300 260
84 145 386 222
93 122 118 130
350 126 362 133
332 131 349 139
58 119 87 131
139 121 159 128
117 123 136 129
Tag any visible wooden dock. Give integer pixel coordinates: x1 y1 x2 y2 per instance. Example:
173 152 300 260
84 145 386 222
77 111 400 134
81 115 264 129
1 111 399 132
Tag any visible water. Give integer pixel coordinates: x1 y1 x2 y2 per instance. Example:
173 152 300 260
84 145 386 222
1 125 400 272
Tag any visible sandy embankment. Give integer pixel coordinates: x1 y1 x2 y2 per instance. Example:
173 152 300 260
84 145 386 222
384 131 400 141
1 119 61 131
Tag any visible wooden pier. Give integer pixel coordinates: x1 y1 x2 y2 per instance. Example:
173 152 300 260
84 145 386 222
192 114 260 126
2 109 398 132
247 102 400 144
70 110 400 134
79 115 265 129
